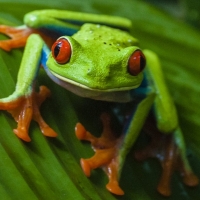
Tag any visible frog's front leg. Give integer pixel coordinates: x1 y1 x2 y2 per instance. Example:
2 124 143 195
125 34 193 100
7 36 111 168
134 50 199 196
75 92 155 195
76 113 124 195
0 9 131 51
0 34 57 141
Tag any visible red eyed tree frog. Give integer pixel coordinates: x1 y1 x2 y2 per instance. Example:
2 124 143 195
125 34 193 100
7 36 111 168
0 10 198 196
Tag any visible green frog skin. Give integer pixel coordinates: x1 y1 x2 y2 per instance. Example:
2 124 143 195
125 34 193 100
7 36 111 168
0 9 198 196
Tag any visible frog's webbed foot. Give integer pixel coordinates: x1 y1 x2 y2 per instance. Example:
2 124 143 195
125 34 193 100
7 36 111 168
0 25 33 51
75 113 124 195
0 86 57 142
134 122 199 196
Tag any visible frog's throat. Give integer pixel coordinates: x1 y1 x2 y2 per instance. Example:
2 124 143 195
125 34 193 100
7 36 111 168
47 70 137 102
50 70 140 92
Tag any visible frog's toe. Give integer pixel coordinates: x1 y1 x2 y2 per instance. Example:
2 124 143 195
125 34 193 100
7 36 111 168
13 128 31 142
80 158 91 177
157 183 171 197
106 181 124 195
182 171 199 186
41 126 58 137
0 25 33 51
0 41 11 51
75 122 100 143
79 147 122 195
75 123 87 140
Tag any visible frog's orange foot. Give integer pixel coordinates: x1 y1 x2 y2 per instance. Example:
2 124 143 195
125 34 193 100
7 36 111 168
13 127 31 142
75 113 124 195
134 128 199 196
0 25 34 51
0 85 57 142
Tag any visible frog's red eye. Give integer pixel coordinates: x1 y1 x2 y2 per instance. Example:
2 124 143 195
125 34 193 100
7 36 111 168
128 50 146 76
51 38 71 64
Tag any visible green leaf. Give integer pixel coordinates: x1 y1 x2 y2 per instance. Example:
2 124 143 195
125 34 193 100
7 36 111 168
0 0 200 199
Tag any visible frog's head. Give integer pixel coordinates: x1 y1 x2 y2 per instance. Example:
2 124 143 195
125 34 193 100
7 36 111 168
47 24 146 102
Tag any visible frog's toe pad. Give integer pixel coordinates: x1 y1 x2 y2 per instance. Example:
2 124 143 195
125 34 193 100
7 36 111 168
157 184 171 197
41 126 58 137
75 123 87 140
13 128 31 142
80 158 91 177
183 173 199 186
106 181 124 195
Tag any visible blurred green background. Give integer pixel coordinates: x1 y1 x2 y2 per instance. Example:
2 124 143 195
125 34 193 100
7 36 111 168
0 0 200 199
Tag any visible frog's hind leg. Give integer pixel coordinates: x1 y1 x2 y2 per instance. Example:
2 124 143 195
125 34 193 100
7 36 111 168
134 118 199 196
0 25 34 51
140 49 199 196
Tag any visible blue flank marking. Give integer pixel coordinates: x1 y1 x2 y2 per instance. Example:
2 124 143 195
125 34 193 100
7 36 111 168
42 25 78 36
41 45 50 69
130 73 149 101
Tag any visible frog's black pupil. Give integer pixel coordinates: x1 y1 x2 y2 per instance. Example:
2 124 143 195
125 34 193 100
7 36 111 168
140 55 146 71
54 42 61 58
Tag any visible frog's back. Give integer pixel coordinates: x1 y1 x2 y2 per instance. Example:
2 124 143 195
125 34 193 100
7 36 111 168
73 23 138 49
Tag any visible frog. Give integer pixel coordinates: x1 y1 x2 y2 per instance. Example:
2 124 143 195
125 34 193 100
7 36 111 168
0 9 198 196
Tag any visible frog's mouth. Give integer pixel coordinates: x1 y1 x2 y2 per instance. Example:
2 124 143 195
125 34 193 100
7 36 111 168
46 69 136 102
